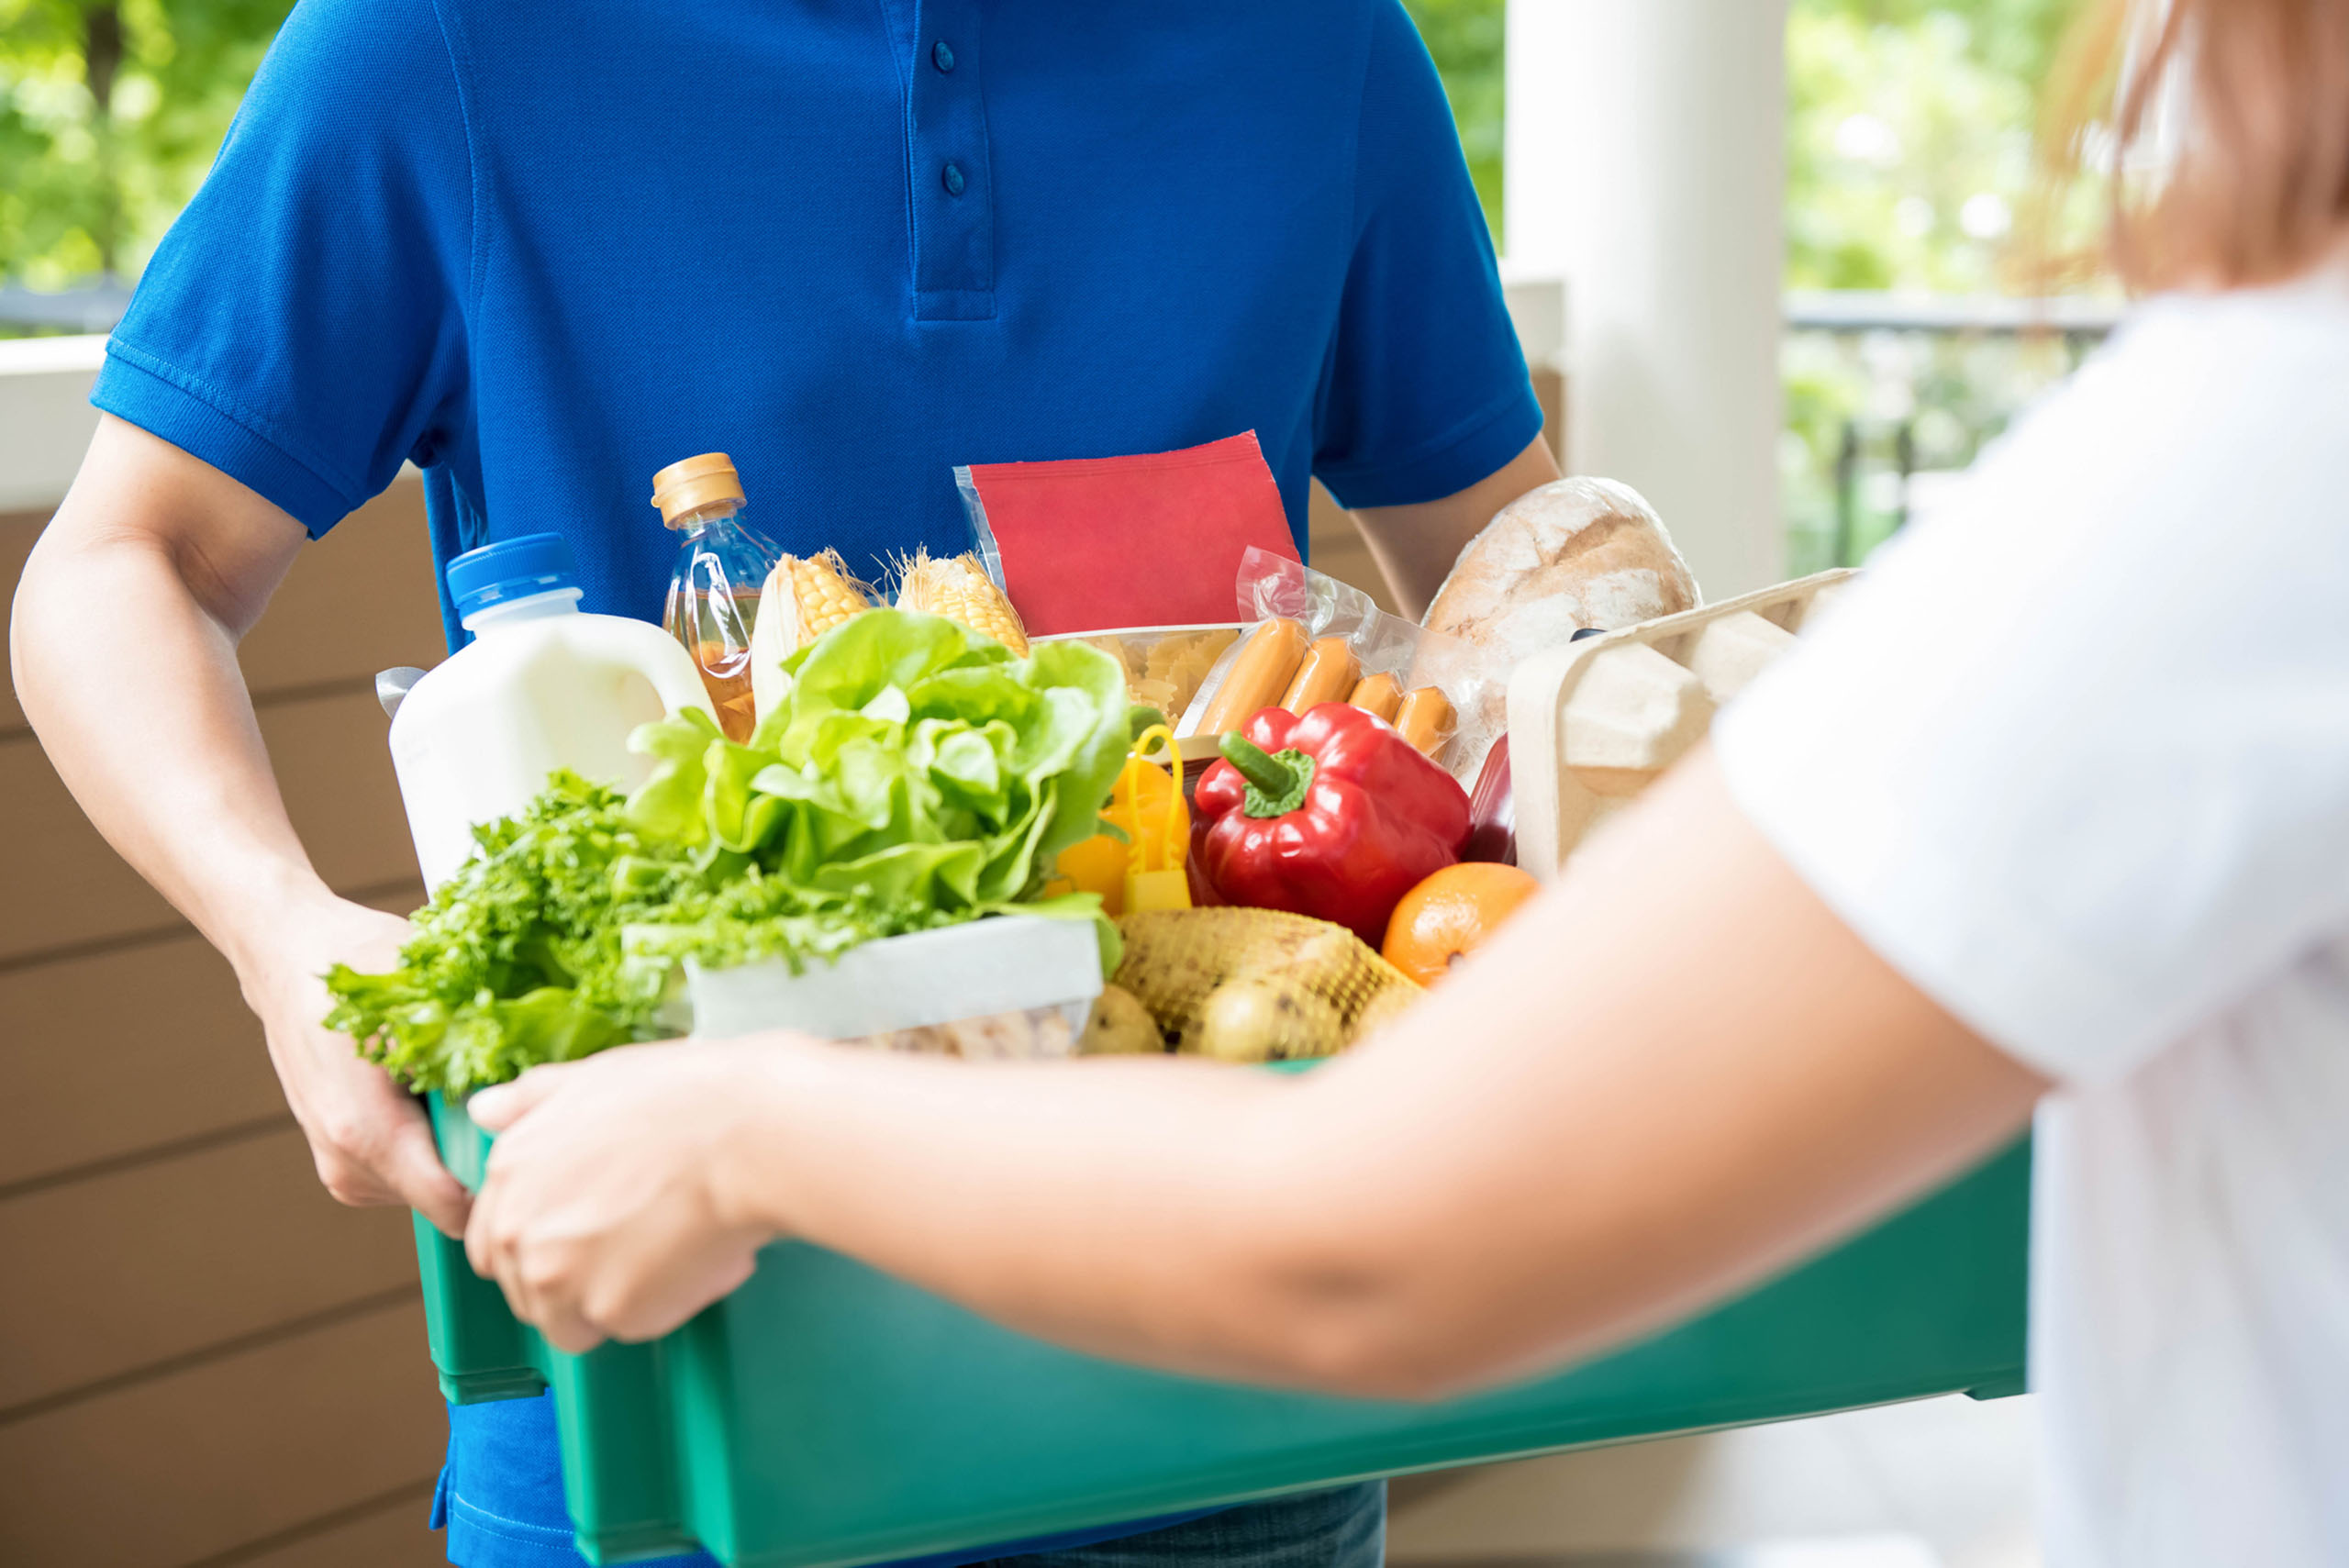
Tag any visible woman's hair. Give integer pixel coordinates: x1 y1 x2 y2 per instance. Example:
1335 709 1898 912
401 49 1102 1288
2043 0 2349 289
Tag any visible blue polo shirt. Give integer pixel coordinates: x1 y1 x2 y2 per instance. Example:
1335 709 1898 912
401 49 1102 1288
95 0 1537 1563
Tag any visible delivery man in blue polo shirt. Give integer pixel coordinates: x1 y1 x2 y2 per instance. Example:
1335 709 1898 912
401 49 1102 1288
12 0 1562 1562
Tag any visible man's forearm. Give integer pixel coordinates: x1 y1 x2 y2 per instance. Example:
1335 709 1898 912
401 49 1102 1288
14 419 473 1231
11 442 330 971
1351 435 1561 618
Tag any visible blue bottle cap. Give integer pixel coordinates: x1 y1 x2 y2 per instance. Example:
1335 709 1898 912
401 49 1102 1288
446 533 578 619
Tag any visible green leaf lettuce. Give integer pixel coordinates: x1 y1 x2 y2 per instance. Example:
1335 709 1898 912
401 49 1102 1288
326 611 1130 1095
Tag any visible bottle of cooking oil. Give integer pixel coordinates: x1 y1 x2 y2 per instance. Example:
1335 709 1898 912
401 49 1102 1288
653 452 782 741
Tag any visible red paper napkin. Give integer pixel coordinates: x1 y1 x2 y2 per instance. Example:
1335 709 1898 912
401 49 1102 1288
955 431 1301 635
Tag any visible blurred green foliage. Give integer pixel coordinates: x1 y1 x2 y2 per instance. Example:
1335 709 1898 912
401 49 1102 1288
1781 326 2090 573
1 0 293 287
1401 0 2084 288
1780 0 2104 573
1787 0 2077 293
1400 0 1505 239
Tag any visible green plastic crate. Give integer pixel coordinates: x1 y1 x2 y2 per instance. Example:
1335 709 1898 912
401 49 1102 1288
417 1095 2027 1568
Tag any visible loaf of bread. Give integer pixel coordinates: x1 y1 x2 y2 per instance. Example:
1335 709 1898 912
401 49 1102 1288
1421 478 1699 734
1427 479 1698 650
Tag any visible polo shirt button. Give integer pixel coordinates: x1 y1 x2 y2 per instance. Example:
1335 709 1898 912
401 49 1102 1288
941 161 966 196
932 39 956 72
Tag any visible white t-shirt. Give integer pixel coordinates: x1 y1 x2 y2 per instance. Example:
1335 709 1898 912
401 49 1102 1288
1715 271 2349 1568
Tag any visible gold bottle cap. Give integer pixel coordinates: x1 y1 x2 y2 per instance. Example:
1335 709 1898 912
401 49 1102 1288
651 452 746 528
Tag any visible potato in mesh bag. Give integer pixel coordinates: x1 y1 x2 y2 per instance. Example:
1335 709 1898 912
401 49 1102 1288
1077 984 1166 1055
1110 907 1420 1062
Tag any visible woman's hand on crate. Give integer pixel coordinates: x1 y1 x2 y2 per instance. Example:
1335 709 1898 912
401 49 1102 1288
252 895 475 1238
466 1038 786 1352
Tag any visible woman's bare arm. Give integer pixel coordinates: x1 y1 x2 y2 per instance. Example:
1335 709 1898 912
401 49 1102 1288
11 416 468 1231
468 747 2042 1385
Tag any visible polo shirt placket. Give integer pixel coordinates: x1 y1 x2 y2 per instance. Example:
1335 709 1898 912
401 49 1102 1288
905 0 995 321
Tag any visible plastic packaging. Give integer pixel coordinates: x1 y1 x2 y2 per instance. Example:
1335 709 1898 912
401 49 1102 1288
1178 548 1504 782
953 432 1299 636
386 534 713 891
653 452 785 741
1043 624 1241 730
1186 616 1308 737
685 915 1104 1060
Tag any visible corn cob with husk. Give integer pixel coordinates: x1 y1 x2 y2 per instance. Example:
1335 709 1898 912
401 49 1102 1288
895 549 1030 656
749 549 875 720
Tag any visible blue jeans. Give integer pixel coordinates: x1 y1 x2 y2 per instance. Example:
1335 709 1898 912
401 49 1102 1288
436 1392 1386 1568
970 1483 1386 1568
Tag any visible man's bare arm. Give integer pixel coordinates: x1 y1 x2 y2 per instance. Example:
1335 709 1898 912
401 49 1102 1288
1348 435 1562 619
10 415 468 1231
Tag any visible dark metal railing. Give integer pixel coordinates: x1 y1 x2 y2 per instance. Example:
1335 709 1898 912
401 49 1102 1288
1788 292 2123 567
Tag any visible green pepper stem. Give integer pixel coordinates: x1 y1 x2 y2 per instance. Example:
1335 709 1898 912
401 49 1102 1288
1220 733 1316 818
1220 734 1295 795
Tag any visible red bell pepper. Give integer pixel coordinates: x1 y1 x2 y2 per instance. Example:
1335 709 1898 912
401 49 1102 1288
1194 703 1472 943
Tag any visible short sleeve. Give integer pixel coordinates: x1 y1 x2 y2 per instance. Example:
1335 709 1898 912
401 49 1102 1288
1311 0 1541 509
92 0 473 536
1714 290 2349 1086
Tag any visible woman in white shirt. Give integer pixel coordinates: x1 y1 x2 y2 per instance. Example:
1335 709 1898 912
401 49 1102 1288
460 1 2349 1562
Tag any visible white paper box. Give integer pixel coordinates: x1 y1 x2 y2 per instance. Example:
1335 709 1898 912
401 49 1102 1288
685 916 1105 1057
1508 568 1858 878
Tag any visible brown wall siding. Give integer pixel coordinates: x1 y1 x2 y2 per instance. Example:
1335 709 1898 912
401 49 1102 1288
0 485 446 737
0 687 427 963
0 1301 447 1564
0 1127 419 1411
225 1488 450 1568
0 882 418 1194
3 477 451 1565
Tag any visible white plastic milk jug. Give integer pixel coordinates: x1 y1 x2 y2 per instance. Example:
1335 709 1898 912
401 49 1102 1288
384 532 713 892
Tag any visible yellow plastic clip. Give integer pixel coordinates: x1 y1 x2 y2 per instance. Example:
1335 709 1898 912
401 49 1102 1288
1121 725 1192 913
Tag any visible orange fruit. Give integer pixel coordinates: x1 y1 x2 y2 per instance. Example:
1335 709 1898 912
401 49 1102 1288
1381 862 1541 984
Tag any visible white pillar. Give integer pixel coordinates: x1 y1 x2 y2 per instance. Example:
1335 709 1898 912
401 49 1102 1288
1506 0 1789 597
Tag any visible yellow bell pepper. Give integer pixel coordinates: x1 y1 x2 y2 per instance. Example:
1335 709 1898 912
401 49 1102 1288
1050 830 1130 911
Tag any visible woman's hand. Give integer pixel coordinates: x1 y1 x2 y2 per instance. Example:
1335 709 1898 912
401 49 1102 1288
464 1038 801 1353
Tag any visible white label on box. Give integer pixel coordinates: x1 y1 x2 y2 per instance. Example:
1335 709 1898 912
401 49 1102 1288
685 916 1103 1042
